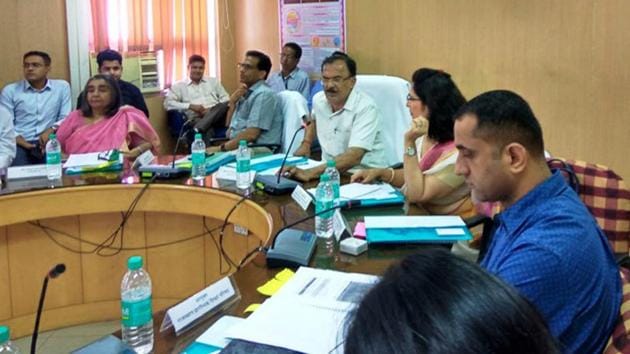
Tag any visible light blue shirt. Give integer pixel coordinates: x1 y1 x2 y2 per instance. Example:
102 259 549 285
229 80 282 146
0 105 16 167
0 79 71 141
267 67 310 100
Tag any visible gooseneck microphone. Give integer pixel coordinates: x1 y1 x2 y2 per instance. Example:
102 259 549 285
253 119 308 195
139 116 194 178
171 117 196 168
31 263 66 354
265 200 362 268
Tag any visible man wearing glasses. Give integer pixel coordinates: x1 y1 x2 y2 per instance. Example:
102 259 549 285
0 51 71 166
208 50 282 152
266 42 310 100
286 52 386 181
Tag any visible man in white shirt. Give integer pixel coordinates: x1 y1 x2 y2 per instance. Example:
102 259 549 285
0 104 16 168
286 52 387 182
164 55 230 141
267 42 310 100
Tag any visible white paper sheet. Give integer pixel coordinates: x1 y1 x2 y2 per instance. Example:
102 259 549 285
364 215 465 229
225 267 379 354
258 158 324 176
308 183 397 200
63 151 123 168
215 166 256 182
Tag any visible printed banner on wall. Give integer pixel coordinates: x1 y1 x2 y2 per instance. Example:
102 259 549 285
279 0 346 78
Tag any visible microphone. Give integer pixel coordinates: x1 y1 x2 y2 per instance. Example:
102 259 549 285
253 118 307 195
31 263 66 354
139 116 193 178
265 200 361 268
171 117 196 169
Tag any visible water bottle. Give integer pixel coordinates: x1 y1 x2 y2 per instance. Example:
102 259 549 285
191 133 206 180
315 174 335 239
0 326 19 353
121 255 153 354
324 160 340 201
45 133 62 180
236 140 251 189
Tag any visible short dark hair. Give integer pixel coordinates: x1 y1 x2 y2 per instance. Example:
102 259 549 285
344 248 558 354
321 52 357 77
96 49 123 68
188 54 206 66
283 42 302 60
80 74 122 118
412 68 466 143
23 51 51 66
455 90 545 157
245 50 272 80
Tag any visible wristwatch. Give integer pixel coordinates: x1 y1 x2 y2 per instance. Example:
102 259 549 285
405 146 417 157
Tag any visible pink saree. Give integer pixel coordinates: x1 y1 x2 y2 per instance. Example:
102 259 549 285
57 106 161 155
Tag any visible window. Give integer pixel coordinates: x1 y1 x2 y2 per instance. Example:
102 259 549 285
87 0 217 88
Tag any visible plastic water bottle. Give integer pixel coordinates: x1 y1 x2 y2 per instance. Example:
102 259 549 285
45 133 62 180
191 133 206 180
236 140 251 189
121 255 153 354
0 326 19 353
324 160 340 201
315 174 335 239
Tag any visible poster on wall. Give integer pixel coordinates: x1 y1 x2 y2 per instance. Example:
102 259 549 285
279 0 346 78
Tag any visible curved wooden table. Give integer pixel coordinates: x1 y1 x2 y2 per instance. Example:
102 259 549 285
0 182 273 338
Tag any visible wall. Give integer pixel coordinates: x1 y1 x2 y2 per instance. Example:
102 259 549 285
2 0 628 180
0 0 69 88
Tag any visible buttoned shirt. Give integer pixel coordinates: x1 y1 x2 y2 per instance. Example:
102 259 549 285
164 76 229 120
481 171 621 353
0 104 16 168
267 67 310 100
229 80 282 146
0 79 71 141
312 88 387 169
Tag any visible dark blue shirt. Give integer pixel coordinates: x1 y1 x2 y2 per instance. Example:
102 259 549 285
481 171 621 353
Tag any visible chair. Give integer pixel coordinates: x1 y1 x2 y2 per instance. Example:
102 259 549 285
354 75 411 166
276 91 309 154
547 158 630 257
604 266 630 353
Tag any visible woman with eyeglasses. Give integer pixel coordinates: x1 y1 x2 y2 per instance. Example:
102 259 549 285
56 74 160 157
344 248 559 354
351 68 472 217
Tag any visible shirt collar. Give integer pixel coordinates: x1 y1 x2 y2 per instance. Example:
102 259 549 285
186 77 207 85
280 67 300 79
23 79 51 92
327 87 360 116
496 170 568 232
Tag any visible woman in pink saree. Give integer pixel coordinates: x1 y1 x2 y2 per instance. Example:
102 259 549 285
351 69 472 217
56 75 160 158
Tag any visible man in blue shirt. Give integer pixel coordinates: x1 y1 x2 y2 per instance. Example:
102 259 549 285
453 90 621 353
267 42 310 100
0 51 71 166
76 49 150 118
208 50 281 152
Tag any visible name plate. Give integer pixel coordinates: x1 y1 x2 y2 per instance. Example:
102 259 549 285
291 185 313 210
7 164 48 180
160 276 240 335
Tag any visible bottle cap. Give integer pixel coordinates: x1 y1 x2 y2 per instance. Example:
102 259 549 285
0 326 9 343
49 133 56 139
195 133 202 140
320 174 330 182
326 160 336 167
127 255 143 270
239 140 247 146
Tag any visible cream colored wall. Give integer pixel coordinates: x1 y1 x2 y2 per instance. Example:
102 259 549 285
2 0 628 180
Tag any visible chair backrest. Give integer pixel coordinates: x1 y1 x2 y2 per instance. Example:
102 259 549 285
547 158 630 255
276 91 309 154
355 75 411 166
603 267 630 353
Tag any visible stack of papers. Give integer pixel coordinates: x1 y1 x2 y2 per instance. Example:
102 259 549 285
63 151 123 174
224 267 379 354
308 183 405 207
364 215 472 244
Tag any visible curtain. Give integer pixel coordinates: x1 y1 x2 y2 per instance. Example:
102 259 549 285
89 0 211 87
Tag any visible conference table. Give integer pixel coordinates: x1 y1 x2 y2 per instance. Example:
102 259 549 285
0 158 427 352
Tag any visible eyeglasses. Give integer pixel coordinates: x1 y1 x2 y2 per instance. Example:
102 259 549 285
321 76 352 85
406 94 421 101
237 62 255 71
